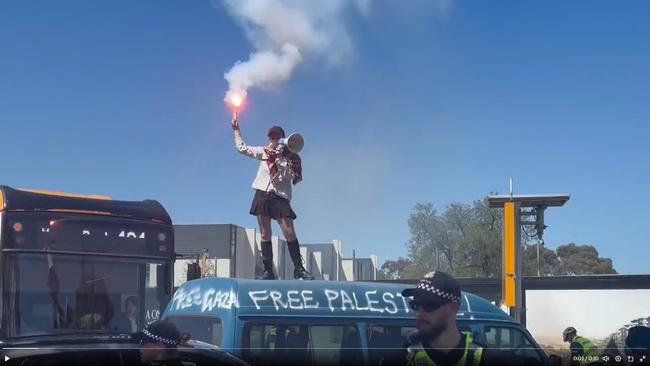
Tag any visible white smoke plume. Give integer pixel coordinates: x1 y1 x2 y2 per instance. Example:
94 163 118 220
222 0 371 103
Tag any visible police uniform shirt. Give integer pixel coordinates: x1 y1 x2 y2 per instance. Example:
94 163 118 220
419 333 540 366
570 341 584 360
422 333 473 366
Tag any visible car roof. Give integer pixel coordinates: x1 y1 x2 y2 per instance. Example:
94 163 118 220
2 336 249 366
165 278 515 323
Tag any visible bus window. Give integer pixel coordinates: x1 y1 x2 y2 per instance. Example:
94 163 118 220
144 263 166 325
166 316 223 346
0 188 174 340
242 323 362 366
367 325 417 366
9 253 165 337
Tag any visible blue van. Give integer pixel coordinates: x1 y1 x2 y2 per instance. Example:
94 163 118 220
162 278 549 366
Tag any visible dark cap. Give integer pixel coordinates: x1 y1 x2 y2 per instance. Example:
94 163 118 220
138 320 181 347
268 126 286 139
401 271 461 304
563 326 577 342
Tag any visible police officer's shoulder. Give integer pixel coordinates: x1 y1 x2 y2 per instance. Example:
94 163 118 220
570 340 584 351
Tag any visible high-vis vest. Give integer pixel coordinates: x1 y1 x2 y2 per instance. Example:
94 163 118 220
267 327 278 351
573 336 601 366
406 333 484 366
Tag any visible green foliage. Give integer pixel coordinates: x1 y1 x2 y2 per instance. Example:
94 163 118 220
392 197 617 278
404 198 503 278
555 243 617 275
522 242 616 276
377 257 417 280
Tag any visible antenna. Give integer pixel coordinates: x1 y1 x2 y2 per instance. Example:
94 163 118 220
509 178 514 199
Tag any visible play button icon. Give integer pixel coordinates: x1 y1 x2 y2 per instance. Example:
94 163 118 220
4 356 8 361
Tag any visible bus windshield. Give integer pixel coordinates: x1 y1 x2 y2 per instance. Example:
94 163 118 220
3 212 173 338
7 253 167 337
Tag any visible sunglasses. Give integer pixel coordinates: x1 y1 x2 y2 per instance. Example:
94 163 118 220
408 300 446 312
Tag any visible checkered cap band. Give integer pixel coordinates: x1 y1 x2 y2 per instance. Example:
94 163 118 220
417 281 460 303
142 328 179 346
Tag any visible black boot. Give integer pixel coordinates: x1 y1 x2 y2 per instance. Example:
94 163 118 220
258 241 276 280
287 240 314 280
294 265 314 280
260 259 276 280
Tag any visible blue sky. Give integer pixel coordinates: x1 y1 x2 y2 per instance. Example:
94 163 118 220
2 0 649 274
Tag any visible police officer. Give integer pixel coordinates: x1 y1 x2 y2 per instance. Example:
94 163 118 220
402 271 484 366
402 271 536 366
563 327 603 366
139 320 195 366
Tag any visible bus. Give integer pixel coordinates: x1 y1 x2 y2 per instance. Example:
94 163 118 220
0 185 174 341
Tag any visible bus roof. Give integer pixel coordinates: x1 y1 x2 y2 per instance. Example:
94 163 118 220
0 185 171 224
165 278 515 323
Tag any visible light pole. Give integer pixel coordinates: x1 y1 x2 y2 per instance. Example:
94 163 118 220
488 193 569 322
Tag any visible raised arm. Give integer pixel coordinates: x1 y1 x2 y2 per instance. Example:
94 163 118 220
231 113 265 159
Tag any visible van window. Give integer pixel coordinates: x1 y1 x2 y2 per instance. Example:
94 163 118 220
166 316 223 346
367 325 417 366
242 323 362 366
483 326 543 364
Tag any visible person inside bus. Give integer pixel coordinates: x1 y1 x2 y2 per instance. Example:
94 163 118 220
108 295 139 333
75 262 115 330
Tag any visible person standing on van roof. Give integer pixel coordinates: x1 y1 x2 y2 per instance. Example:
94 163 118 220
231 113 313 280
563 327 603 366
402 271 527 366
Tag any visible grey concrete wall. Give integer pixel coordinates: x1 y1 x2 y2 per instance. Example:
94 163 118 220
174 224 232 258
304 243 332 280
174 224 374 283
235 227 257 279
341 257 378 281
341 259 354 281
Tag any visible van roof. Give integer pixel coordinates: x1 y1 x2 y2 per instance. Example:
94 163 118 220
165 278 515 323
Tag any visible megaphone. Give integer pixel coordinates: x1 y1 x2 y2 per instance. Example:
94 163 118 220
278 133 304 154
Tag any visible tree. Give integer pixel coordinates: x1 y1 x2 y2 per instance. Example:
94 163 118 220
406 203 445 278
555 243 617 275
522 243 561 276
402 197 617 278
522 242 616 276
378 257 417 280
405 198 504 278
